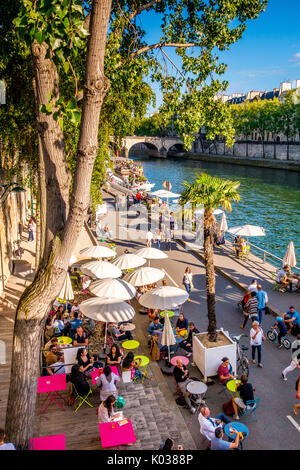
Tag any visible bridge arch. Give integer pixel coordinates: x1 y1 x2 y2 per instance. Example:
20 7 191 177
127 141 160 158
167 142 185 155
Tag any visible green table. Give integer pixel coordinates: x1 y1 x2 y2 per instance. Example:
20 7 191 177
122 340 140 350
160 310 175 318
226 379 241 397
134 355 150 381
57 336 72 345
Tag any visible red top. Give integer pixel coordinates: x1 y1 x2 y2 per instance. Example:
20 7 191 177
218 364 230 384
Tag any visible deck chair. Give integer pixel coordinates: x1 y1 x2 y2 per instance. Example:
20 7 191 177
241 398 260 422
271 273 281 292
73 384 93 413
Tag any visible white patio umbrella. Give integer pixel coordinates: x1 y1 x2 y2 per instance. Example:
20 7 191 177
79 245 116 259
151 189 180 198
161 313 176 362
282 241 297 267
135 247 168 260
89 278 136 300
69 254 78 265
124 266 165 286
227 224 265 237
112 253 146 270
79 297 135 349
139 286 189 310
194 208 223 216
58 273 74 301
81 260 122 279
219 212 228 232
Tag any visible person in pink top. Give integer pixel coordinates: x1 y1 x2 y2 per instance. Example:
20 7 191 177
218 357 235 385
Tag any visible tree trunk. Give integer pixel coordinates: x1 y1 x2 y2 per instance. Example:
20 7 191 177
203 208 217 342
5 0 112 448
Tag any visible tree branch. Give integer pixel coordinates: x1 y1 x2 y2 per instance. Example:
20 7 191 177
116 42 200 68
128 0 162 21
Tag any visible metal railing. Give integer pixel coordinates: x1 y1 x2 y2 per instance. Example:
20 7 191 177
226 232 300 274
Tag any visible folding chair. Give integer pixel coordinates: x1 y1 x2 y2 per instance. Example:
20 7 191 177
73 384 93 413
241 398 260 423
70 275 81 290
271 273 281 292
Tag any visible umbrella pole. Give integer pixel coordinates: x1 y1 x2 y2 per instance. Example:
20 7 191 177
104 322 108 353
168 345 170 363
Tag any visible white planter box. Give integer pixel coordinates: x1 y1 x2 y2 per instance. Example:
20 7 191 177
193 329 237 382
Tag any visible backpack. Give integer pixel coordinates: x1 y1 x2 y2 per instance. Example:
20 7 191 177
150 337 160 361
115 396 125 409
223 399 235 416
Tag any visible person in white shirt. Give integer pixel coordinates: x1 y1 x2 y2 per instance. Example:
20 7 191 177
71 300 81 316
198 406 231 444
0 429 15 450
47 353 66 375
250 321 265 368
248 279 258 293
97 395 123 424
146 229 154 247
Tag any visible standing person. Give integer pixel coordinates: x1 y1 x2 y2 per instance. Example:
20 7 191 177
146 228 153 247
155 229 163 250
248 279 258 293
28 218 35 242
96 365 120 402
164 226 172 251
250 321 265 368
240 292 258 330
233 235 241 257
182 267 193 302
256 284 268 325
281 335 300 381
294 376 300 416
170 212 175 233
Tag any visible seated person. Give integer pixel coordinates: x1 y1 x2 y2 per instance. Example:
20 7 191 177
52 312 65 336
122 352 144 379
109 322 133 341
153 332 177 355
97 395 123 424
232 374 255 416
147 309 157 322
0 429 16 450
148 316 163 335
175 313 188 338
198 406 231 443
283 306 300 334
276 265 290 292
45 344 60 367
47 353 65 375
179 322 199 357
71 267 82 285
216 232 225 246
44 336 60 356
76 348 102 374
273 316 288 347
71 300 81 316
70 312 82 337
96 365 120 402
73 326 88 347
173 358 195 414
211 427 240 450
82 316 96 337
70 364 91 396
44 316 55 342
107 344 123 367
218 357 235 385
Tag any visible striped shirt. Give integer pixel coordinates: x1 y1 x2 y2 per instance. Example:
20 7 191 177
245 297 258 317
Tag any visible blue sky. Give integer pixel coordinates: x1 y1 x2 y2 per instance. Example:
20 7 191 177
138 0 300 114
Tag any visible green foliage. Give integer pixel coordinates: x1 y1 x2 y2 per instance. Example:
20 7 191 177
180 172 241 213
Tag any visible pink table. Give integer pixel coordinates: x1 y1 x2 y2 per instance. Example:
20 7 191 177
37 375 67 414
91 366 119 385
29 434 66 450
170 355 190 366
99 419 136 448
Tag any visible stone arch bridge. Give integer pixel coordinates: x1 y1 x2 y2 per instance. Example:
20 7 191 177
119 136 184 158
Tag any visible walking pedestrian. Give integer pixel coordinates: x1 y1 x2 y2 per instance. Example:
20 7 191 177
240 291 258 330
146 228 153 247
155 229 162 249
164 227 172 251
256 284 268 325
281 335 300 381
294 376 300 415
182 267 193 302
28 218 35 242
250 321 265 368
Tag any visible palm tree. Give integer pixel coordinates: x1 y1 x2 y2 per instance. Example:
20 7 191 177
180 173 240 342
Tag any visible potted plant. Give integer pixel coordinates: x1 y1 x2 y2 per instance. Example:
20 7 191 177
180 173 241 380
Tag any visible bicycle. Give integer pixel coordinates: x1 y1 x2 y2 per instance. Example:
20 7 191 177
232 334 250 377
267 324 291 349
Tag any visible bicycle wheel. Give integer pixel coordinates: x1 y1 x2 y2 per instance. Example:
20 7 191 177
237 356 249 377
267 330 276 342
283 338 291 350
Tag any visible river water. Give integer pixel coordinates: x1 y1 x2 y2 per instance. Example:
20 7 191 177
130 155 300 262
